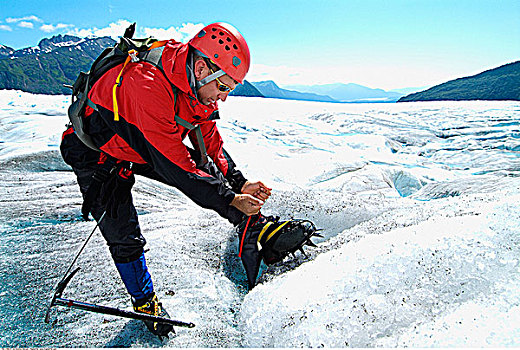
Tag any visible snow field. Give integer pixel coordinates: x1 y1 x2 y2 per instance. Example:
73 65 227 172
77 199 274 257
240 189 520 347
0 91 519 347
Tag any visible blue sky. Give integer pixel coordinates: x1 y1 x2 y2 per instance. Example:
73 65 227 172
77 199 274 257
0 0 519 90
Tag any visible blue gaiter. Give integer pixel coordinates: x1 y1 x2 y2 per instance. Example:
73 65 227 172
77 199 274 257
115 252 154 303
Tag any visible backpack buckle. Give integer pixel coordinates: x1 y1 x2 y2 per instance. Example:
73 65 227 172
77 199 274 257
128 49 139 62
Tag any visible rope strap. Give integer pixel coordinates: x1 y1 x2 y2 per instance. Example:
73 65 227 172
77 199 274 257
113 53 134 121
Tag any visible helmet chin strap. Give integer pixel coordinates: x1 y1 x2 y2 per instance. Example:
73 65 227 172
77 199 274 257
196 69 226 89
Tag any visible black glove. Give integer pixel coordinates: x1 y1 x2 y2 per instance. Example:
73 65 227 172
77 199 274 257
101 168 135 218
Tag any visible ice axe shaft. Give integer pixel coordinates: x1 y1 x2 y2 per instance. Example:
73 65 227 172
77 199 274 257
45 265 196 328
45 212 105 324
53 297 195 328
62 212 106 278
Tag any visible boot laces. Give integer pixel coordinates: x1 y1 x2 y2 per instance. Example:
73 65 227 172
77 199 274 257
134 294 163 331
238 213 282 257
135 295 161 316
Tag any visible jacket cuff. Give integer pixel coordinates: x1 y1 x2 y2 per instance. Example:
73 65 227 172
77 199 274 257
233 178 248 194
222 188 236 206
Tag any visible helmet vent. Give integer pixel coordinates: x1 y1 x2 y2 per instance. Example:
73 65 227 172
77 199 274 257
233 44 238 50
219 39 224 44
225 45 230 51
211 35 217 39
219 31 224 36
226 37 232 42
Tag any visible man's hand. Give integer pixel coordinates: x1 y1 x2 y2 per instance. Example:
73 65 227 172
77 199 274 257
241 181 272 202
231 194 264 215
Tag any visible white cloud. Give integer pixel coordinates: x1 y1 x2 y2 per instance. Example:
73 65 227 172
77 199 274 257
141 22 204 42
91 19 133 38
40 23 73 33
66 19 133 39
2 15 42 30
142 26 183 41
67 27 96 38
63 20 204 43
178 22 205 40
5 15 42 23
18 21 34 29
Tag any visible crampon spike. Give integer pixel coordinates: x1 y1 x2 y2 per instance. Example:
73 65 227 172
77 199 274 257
312 229 324 238
306 239 318 248
299 247 307 257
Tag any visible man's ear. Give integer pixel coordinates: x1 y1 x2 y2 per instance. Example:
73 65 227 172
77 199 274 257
194 59 208 80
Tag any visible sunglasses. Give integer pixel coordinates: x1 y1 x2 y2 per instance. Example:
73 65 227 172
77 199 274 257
209 67 236 93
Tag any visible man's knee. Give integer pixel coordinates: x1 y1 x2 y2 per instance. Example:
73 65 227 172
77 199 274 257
101 218 147 263
110 244 145 263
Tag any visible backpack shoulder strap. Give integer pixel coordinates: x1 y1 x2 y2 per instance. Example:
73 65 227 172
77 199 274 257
140 44 167 70
140 47 210 165
173 114 208 166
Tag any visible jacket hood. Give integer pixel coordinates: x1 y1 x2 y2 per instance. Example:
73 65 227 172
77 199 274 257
161 40 192 95
161 40 218 115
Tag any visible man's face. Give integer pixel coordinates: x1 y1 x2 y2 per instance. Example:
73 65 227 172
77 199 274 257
197 73 238 106
194 58 238 106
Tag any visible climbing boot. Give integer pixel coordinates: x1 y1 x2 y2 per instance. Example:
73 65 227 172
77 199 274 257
237 214 320 289
133 293 174 338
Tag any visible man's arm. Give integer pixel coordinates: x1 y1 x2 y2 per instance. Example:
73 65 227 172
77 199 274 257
195 122 272 202
194 121 248 192
91 76 245 221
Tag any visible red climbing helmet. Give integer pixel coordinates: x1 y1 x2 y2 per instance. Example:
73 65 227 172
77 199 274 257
189 22 250 83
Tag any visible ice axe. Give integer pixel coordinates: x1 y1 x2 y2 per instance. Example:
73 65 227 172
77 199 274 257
45 266 195 328
44 212 195 329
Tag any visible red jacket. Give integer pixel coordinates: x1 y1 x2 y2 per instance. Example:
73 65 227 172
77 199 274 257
81 40 246 220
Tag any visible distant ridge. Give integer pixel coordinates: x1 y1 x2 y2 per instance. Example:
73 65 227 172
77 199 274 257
0 34 115 94
0 35 323 101
229 80 264 98
398 61 520 102
285 82 403 102
0 44 14 58
251 80 337 103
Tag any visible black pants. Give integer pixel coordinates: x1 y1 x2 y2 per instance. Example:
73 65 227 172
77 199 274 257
61 132 145 262
76 166 146 262
60 131 243 263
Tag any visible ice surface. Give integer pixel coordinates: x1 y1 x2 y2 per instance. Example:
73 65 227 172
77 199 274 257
0 90 519 347
240 192 520 347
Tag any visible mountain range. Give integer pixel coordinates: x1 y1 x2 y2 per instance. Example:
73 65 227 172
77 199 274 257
229 80 263 98
0 44 14 58
0 35 116 94
0 34 518 102
284 83 404 102
250 81 338 102
0 34 399 102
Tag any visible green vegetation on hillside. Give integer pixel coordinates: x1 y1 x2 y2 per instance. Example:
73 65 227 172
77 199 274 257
0 36 115 95
399 61 520 102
